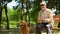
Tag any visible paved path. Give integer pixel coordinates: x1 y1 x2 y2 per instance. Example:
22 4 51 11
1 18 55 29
0 28 60 34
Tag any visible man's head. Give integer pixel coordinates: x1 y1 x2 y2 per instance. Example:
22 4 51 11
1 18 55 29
40 2 46 11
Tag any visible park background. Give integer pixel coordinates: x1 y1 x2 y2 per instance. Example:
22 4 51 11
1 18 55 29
0 0 60 34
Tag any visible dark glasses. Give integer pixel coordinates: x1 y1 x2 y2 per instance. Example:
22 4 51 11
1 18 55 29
40 4 45 6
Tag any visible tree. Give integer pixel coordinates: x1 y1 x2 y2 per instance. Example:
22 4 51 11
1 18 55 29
47 0 54 9
0 0 2 29
4 4 9 29
21 0 24 20
0 0 12 29
30 0 42 22
2 0 12 3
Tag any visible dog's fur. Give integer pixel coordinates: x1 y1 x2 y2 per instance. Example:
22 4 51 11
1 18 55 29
20 21 30 34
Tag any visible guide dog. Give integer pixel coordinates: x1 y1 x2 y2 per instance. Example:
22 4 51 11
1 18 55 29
20 21 30 34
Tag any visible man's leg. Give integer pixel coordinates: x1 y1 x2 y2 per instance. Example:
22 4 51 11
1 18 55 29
46 24 52 34
36 23 43 34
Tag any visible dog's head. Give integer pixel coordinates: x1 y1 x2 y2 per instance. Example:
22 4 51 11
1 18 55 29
20 21 28 28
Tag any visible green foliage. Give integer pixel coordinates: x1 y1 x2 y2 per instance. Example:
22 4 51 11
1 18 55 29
1 8 20 28
8 0 12 2
30 0 40 22
7 8 21 21
19 0 27 3
1 0 40 28
3 0 12 2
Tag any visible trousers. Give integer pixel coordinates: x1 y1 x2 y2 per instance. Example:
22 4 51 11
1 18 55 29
36 22 52 34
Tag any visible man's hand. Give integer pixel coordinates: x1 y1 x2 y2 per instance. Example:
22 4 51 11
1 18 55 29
44 19 50 22
37 19 45 23
37 20 41 23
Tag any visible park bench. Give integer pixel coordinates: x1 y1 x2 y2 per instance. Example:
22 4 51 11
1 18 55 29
40 15 60 30
52 15 60 30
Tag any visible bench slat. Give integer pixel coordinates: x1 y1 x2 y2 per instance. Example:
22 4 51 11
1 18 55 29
52 28 60 30
40 27 60 30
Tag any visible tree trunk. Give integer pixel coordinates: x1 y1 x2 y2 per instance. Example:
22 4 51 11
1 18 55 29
48 0 53 9
4 4 9 29
26 0 29 22
26 0 30 27
0 1 2 29
21 0 24 20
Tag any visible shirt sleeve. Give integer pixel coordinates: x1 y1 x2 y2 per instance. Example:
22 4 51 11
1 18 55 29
47 9 54 25
37 11 41 22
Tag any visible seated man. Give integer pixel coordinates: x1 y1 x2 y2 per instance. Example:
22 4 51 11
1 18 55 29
36 2 54 34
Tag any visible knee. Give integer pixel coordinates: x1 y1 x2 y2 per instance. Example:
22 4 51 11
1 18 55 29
46 24 51 28
46 25 49 28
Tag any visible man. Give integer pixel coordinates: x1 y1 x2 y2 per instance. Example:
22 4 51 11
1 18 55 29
36 2 54 34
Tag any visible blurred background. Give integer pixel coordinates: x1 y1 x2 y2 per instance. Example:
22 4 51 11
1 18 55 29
0 0 60 34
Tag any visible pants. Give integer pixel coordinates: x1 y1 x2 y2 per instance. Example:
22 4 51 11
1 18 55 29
36 22 52 34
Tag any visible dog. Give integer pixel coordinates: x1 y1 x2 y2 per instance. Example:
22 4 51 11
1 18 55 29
20 21 30 34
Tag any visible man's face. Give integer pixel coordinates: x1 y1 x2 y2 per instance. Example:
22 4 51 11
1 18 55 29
40 4 46 11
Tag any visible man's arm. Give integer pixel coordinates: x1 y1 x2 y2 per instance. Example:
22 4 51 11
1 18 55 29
37 11 42 23
45 10 54 25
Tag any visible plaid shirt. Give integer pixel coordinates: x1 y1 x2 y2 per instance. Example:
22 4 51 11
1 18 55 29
38 8 54 25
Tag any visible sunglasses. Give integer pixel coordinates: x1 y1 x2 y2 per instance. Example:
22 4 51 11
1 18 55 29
40 4 45 6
